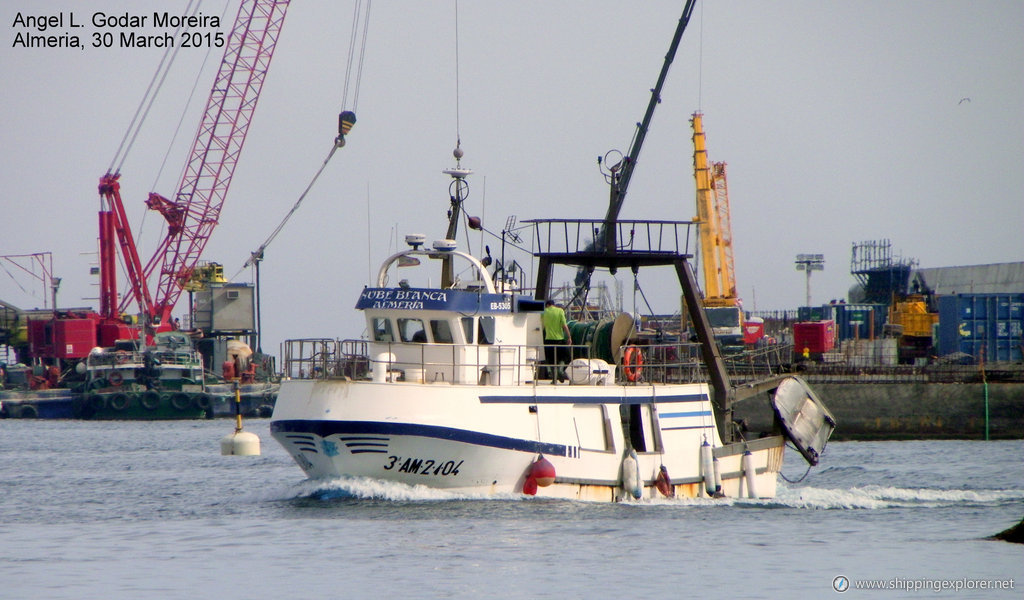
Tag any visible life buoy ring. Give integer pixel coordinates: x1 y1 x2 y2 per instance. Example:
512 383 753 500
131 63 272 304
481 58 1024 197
623 346 644 382
170 393 192 411
140 390 161 410
109 393 130 411
108 371 124 387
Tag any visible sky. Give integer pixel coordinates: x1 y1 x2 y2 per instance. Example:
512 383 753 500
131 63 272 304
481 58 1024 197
1 0 1022 357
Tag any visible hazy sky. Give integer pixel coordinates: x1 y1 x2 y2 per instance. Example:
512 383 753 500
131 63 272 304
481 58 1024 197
2 0 1022 355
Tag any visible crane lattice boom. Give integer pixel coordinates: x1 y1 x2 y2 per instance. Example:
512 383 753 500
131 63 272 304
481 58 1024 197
145 0 291 324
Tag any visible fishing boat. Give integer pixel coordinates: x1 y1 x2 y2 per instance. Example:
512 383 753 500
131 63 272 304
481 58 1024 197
269 0 835 500
270 162 834 501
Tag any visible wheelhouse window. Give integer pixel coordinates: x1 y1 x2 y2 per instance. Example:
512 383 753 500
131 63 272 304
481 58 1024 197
398 318 427 342
478 316 495 345
430 319 454 344
461 317 474 344
372 317 394 342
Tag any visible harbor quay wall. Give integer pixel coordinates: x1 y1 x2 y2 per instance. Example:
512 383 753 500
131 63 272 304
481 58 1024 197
733 382 1023 440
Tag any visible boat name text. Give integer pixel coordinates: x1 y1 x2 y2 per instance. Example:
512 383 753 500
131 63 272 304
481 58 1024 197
384 456 464 477
361 289 448 310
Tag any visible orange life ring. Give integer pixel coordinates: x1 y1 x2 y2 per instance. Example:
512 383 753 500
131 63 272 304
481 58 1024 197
108 370 124 386
623 346 644 382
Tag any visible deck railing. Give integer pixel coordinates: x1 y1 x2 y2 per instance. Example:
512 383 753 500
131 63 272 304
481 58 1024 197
280 337 795 387
525 219 695 256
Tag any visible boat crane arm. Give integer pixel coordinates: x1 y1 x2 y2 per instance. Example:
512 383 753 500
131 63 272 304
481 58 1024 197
599 0 697 250
568 0 697 305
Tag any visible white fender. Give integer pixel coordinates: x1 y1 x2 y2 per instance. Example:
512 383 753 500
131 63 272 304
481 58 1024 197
621 449 642 500
700 440 716 496
742 450 758 499
712 455 723 496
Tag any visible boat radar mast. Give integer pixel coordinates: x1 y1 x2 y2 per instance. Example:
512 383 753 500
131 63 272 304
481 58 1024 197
441 143 473 288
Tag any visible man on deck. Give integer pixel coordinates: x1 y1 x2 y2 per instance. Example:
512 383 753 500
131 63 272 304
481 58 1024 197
542 299 572 383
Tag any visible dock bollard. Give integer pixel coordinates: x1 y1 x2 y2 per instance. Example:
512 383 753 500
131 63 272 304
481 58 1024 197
221 378 261 456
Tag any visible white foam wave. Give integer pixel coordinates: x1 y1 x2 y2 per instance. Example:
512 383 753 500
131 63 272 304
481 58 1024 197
774 484 1024 510
283 476 524 502
260 476 1024 510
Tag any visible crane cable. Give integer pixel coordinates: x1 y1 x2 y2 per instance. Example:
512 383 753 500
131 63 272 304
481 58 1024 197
107 0 202 175
237 0 372 275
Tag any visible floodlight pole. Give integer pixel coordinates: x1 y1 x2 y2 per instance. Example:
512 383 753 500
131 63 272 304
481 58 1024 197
795 254 825 306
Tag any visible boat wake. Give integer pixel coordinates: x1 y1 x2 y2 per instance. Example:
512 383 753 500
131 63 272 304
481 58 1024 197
282 477 525 503
269 477 1024 510
767 483 1024 510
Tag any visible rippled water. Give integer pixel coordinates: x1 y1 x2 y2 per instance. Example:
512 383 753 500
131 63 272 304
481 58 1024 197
1 420 1021 599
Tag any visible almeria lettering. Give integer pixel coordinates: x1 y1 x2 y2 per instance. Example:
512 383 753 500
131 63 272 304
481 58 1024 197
12 31 81 48
373 301 426 310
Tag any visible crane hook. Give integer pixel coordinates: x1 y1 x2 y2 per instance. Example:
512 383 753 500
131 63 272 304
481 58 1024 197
336 110 357 147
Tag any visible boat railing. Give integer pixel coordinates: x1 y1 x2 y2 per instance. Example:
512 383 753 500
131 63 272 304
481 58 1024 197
524 219 695 256
280 337 794 387
85 348 202 370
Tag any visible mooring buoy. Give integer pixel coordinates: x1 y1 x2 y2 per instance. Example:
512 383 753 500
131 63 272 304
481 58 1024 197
221 379 260 456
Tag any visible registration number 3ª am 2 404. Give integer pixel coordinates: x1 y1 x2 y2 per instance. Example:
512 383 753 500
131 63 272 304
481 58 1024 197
383 456 464 476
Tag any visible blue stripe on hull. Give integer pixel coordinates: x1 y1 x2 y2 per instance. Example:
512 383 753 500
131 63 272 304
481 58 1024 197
272 419 569 456
478 393 706 405
660 410 713 419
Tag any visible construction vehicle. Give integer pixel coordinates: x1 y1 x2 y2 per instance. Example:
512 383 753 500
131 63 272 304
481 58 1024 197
690 113 746 351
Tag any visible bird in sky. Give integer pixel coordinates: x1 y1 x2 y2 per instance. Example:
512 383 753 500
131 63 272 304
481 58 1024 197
958 97 971 104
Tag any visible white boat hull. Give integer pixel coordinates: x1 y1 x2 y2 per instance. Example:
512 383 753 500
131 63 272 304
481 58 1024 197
271 378 784 501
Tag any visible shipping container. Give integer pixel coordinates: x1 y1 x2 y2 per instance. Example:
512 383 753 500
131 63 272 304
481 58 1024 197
833 303 888 341
793 320 835 354
797 305 835 322
937 293 1024 363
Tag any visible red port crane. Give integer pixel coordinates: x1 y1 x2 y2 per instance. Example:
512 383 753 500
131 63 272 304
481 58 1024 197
97 0 290 333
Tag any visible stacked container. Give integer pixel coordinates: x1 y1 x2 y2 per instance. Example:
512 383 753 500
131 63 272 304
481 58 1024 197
937 293 1024 362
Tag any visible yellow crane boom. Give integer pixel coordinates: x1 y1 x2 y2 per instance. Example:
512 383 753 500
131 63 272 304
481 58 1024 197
690 113 738 307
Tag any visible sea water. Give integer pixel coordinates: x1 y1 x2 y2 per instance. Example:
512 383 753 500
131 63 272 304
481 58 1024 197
0 419 1021 599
